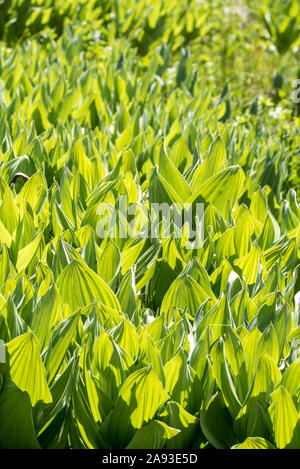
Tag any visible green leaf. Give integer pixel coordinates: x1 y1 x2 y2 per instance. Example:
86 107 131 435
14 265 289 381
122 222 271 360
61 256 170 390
120 238 145 275
256 322 279 365
51 238 83 280
72 377 106 449
57 259 120 312
97 240 121 285
119 366 169 427
0 294 27 341
6 332 52 406
0 189 19 234
94 331 133 399
126 420 180 449
234 208 254 257
232 437 275 449
210 337 242 418
111 318 139 360
158 146 191 202
117 268 137 316
184 258 216 300
16 228 43 272
190 135 226 189
281 359 300 396
44 312 80 384
268 386 300 449
101 366 169 448
250 353 281 398
234 244 261 285
188 166 245 211
30 284 62 351
234 353 281 440
197 296 232 342
38 352 79 434
0 380 40 449
164 349 193 409
149 167 184 207
138 330 165 386
158 401 198 449
200 392 236 449
224 327 249 404
250 189 268 224
83 337 113 425
256 212 280 251
190 327 211 379
161 273 209 316
0 243 10 285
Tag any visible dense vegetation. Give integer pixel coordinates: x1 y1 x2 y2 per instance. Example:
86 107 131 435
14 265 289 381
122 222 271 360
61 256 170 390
0 0 300 450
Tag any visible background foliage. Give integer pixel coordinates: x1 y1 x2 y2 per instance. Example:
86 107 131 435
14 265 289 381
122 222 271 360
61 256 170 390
0 0 300 449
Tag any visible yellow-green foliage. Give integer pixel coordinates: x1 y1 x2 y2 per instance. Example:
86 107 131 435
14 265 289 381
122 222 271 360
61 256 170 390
0 0 300 450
